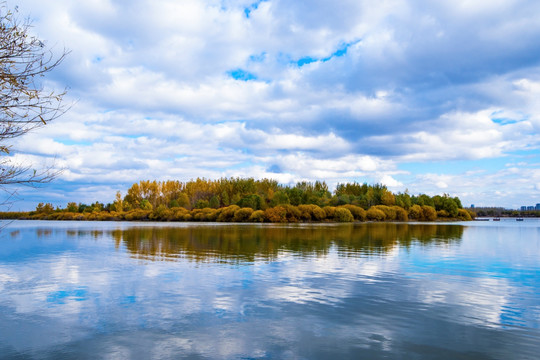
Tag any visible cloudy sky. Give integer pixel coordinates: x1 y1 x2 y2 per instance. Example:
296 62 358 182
6 0 540 210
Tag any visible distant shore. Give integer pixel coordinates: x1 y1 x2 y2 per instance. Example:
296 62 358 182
0 203 475 223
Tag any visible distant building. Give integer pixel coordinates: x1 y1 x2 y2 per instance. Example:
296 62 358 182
527 206 535 211
471 204 475 209
536 203 540 211
521 206 527 211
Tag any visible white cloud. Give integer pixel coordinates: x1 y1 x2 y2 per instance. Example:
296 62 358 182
380 175 403 188
3 0 540 209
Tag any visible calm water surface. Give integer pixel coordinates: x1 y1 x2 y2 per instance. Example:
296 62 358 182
0 219 539 359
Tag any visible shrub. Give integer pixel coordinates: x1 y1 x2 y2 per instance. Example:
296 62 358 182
249 210 265 222
203 208 219 221
150 204 170 221
182 213 192 221
191 209 205 221
392 206 408 221
96 212 115 221
85 212 98 221
324 206 337 219
437 210 450 218
457 208 472 221
169 207 190 221
264 206 287 222
56 212 76 220
334 207 354 222
282 205 300 222
341 205 366 221
366 208 386 221
297 205 313 221
233 207 254 222
421 205 437 221
123 209 151 221
311 205 327 221
372 205 396 220
217 205 240 222
408 205 423 220
108 211 122 221
298 204 326 221
191 208 219 221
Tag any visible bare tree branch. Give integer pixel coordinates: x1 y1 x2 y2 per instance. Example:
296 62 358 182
0 3 68 190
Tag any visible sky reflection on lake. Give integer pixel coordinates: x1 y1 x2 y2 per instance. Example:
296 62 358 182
0 220 539 359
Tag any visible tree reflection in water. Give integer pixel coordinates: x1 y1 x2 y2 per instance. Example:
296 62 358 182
60 223 465 263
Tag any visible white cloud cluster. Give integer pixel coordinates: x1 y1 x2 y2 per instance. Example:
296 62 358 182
5 0 540 208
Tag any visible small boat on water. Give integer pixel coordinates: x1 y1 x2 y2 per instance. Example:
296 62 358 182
516 218 524 221
493 218 500 221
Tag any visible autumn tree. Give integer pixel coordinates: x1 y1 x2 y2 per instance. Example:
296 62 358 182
381 189 395 206
113 191 123 212
35 202 53 214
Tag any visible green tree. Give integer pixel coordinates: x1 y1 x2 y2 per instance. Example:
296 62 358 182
237 194 263 210
140 199 153 211
221 191 230 206
441 196 459 217
195 199 209 209
395 192 411 209
66 202 78 212
287 187 304 206
415 194 434 207
91 201 104 212
270 190 290 207
336 195 351 206
209 195 220 209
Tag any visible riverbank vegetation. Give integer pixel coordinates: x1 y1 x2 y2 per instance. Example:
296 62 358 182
470 207 540 218
1 178 475 222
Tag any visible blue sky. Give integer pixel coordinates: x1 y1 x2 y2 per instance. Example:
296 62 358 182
6 0 540 210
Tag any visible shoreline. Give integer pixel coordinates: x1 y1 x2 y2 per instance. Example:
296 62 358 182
0 203 474 223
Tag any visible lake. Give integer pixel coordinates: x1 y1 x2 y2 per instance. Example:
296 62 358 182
0 219 539 359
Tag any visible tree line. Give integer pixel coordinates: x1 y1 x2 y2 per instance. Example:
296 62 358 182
471 207 540 218
1 178 475 222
